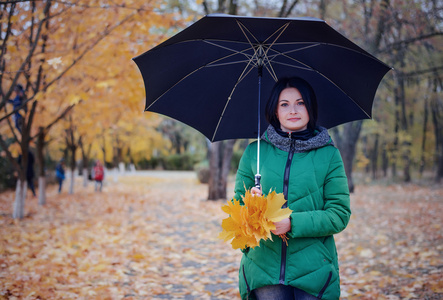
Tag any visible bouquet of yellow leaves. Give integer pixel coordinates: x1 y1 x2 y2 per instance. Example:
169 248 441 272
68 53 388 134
218 189 292 250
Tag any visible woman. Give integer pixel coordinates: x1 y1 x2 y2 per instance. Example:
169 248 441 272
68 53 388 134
234 77 351 300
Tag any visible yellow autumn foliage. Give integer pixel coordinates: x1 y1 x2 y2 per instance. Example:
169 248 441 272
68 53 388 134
1 0 180 165
219 189 292 250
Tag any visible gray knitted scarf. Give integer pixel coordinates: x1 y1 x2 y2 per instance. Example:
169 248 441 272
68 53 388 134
262 125 334 153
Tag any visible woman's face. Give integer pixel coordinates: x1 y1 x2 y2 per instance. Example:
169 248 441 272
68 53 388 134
276 87 309 133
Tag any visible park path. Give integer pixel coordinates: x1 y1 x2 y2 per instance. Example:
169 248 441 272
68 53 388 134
112 171 242 299
1 170 442 299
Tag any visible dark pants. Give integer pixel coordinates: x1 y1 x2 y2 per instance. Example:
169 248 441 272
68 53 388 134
254 285 319 300
58 178 63 193
27 177 36 196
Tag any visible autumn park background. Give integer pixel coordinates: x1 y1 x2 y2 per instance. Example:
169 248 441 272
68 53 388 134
0 0 442 299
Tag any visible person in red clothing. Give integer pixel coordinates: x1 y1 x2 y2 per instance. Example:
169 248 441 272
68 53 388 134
93 160 104 192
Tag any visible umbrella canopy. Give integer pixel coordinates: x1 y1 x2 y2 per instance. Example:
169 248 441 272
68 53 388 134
133 14 391 142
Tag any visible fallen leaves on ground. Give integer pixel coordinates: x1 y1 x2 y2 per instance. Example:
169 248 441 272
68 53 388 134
338 184 443 300
0 172 442 299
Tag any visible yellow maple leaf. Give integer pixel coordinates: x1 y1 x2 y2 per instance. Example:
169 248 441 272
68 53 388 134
266 191 292 222
219 189 292 250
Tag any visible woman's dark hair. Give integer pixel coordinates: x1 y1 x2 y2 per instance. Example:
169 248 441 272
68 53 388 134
265 77 318 131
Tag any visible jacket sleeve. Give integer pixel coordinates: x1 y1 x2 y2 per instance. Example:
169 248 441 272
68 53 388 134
233 143 256 204
288 148 351 238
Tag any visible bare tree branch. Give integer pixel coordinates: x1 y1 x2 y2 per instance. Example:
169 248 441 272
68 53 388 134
41 10 138 93
31 103 75 139
283 0 299 18
371 0 390 53
378 32 443 53
400 65 443 79
8 1 52 102
0 6 137 127
202 0 210 15
0 2 17 110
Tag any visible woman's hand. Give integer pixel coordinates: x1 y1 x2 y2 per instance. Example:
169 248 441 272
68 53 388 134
251 186 262 196
271 218 291 235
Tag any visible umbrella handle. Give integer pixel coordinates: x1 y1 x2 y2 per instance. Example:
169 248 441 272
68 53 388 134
255 174 261 189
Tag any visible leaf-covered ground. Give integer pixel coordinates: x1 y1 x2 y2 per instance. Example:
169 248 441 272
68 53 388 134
1 171 442 299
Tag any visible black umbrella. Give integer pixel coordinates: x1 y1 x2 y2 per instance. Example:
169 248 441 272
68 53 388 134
133 14 391 185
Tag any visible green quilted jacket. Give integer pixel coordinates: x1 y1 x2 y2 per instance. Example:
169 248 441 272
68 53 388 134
233 125 351 300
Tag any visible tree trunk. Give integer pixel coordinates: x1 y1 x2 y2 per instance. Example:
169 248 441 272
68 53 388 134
83 168 89 187
13 179 26 219
216 0 225 13
38 177 46 205
382 141 388 177
12 115 31 217
361 135 370 174
371 134 379 180
395 71 411 182
79 138 91 187
12 101 36 218
391 130 398 178
220 140 235 194
69 145 76 194
208 140 235 200
14 150 29 218
208 142 221 200
228 0 238 15
37 127 46 205
402 140 411 182
102 134 107 167
391 72 402 179
430 80 443 183
332 121 363 193
68 169 75 194
319 0 327 20
436 147 443 184
420 96 429 177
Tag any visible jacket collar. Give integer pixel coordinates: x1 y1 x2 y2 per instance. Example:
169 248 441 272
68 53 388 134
262 125 334 153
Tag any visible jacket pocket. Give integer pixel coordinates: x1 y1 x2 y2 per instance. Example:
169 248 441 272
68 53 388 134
316 237 333 262
317 271 332 299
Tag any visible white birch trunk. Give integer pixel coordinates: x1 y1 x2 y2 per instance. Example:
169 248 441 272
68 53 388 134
69 169 75 194
82 168 88 187
113 168 119 182
13 179 27 219
38 176 46 205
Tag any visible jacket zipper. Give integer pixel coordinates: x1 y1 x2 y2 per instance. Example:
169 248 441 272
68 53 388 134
317 271 332 298
279 135 295 284
242 265 251 294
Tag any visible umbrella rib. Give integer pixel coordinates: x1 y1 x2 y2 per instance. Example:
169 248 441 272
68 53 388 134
236 20 269 69
210 21 281 141
236 20 260 45
203 40 257 65
260 23 291 82
235 20 292 46
146 45 255 110
271 58 372 118
211 61 256 141
145 67 203 110
234 20 292 82
265 42 374 118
